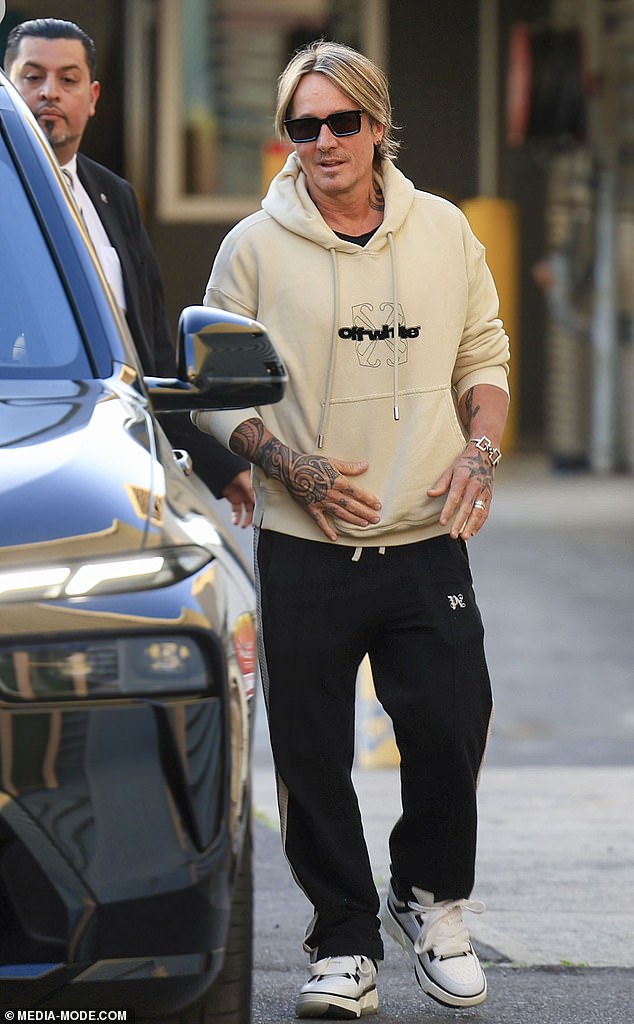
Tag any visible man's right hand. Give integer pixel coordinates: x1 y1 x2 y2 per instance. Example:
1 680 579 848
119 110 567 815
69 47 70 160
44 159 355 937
229 418 381 541
283 453 382 541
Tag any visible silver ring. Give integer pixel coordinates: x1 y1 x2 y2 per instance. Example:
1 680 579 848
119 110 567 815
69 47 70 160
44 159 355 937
473 499 486 511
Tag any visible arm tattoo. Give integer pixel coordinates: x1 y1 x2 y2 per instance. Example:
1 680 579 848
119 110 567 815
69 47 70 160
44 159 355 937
229 417 266 460
230 418 340 507
463 388 481 433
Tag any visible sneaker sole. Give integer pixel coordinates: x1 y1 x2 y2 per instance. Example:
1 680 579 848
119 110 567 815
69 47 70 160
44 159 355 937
380 896 487 1009
296 988 379 1019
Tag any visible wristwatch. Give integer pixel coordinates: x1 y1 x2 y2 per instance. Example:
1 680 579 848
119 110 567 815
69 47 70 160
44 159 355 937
469 435 502 467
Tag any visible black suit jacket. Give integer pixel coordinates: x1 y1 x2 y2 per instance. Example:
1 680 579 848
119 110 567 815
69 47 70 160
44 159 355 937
76 154 248 496
77 153 174 376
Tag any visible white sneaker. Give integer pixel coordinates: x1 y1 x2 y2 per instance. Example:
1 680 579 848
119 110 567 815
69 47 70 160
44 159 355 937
295 953 379 1019
380 883 487 1007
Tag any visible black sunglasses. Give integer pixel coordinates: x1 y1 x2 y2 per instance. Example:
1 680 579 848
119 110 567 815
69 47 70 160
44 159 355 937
284 109 365 143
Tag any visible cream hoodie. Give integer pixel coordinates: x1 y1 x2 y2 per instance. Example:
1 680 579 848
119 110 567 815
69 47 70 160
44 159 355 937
195 154 510 547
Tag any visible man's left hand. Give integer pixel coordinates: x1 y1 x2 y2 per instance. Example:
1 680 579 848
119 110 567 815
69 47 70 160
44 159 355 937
427 446 493 541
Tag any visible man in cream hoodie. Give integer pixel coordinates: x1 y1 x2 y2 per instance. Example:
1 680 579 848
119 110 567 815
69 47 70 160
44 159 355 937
194 40 509 1019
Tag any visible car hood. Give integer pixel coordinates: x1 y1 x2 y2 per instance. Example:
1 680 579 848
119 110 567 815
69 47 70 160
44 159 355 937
0 377 160 565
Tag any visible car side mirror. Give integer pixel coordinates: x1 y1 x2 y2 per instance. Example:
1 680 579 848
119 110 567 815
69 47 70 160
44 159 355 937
146 305 287 412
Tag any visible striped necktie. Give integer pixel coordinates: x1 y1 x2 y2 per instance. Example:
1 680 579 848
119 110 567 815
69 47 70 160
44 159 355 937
62 168 83 218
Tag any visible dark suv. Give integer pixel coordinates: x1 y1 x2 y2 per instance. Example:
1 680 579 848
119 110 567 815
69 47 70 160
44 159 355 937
0 62 285 1021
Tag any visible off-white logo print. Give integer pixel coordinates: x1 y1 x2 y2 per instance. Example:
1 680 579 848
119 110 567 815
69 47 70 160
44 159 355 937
448 594 466 610
338 302 421 368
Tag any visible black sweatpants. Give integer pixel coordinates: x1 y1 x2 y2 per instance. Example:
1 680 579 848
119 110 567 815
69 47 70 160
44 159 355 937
255 529 493 961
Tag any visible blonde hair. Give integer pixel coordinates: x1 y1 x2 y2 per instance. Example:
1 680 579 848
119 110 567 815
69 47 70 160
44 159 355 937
275 40 400 170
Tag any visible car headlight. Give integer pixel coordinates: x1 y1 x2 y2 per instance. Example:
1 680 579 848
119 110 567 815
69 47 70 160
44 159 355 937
0 545 212 602
0 634 212 699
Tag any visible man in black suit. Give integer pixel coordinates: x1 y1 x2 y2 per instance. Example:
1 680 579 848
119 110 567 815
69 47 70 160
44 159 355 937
4 17 253 524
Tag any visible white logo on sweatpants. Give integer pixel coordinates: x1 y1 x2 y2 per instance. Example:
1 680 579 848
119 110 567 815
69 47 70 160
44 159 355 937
448 594 466 610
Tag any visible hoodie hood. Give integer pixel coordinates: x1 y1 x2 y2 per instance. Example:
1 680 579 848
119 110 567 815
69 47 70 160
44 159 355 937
262 152 416 252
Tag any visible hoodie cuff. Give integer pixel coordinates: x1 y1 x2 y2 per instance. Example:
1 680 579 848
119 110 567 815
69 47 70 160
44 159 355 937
190 407 258 449
454 365 510 402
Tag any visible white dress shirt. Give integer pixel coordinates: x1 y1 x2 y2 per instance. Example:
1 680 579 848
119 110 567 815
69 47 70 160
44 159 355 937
61 156 127 311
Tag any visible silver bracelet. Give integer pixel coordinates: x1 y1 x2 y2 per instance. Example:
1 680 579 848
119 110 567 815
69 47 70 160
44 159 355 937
469 435 502 467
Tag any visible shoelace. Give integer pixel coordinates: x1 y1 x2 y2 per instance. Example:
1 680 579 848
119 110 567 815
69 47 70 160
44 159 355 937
309 955 372 979
408 897 485 958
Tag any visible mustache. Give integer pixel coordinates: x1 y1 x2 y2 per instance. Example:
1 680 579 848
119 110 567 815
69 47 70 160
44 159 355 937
35 104 67 120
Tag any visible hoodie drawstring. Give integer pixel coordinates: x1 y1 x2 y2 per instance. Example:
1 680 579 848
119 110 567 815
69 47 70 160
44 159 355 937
317 247 340 449
387 231 400 422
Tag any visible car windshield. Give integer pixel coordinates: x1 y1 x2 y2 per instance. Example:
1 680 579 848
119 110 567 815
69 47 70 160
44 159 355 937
0 134 93 380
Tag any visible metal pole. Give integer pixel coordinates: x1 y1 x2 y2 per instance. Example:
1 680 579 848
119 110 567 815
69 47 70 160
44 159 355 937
478 0 499 196
590 167 618 472
586 0 618 471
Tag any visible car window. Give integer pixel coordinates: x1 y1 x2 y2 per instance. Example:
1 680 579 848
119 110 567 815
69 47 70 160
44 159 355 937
0 135 93 379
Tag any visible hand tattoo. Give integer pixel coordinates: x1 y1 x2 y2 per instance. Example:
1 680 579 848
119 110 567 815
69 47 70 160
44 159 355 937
463 448 494 500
